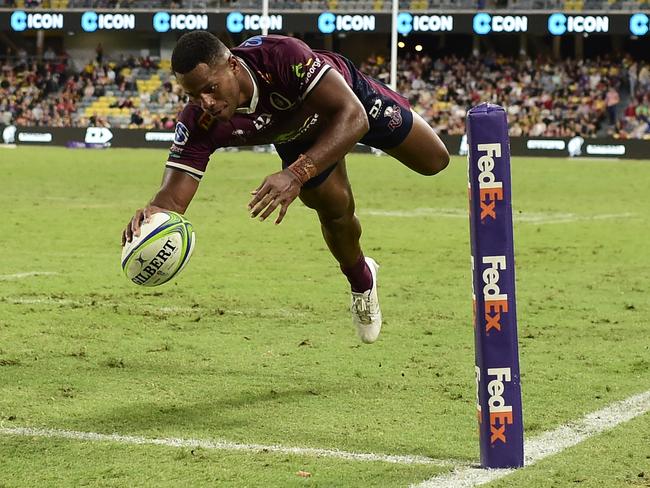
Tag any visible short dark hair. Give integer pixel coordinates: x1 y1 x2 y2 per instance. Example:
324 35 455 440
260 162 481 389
171 31 229 74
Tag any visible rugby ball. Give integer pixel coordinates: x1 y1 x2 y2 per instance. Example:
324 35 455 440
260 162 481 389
121 211 195 286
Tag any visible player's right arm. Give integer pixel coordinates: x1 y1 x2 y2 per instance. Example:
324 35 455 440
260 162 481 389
122 168 199 245
122 106 212 245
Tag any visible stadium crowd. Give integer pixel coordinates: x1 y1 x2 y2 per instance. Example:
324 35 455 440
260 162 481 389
1 46 649 139
361 53 650 139
0 48 185 130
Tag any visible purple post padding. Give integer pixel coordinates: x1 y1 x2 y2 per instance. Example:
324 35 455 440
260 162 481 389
467 103 524 469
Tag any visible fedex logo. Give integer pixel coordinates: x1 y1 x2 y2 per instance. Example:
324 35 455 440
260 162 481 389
482 256 508 333
476 143 503 221
487 367 514 444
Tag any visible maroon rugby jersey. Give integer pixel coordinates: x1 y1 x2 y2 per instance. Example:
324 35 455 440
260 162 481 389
166 35 408 180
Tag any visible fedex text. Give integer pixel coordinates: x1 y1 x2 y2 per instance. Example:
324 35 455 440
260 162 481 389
487 367 514 444
482 256 509 332
476 143 503 221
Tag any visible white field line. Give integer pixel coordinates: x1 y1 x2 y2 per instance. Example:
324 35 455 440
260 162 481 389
412 389 650 488
361 208 637 224
0 272 59 281
3 297 77 305
0 391 648 479
1 297 304 319
0 426 464 468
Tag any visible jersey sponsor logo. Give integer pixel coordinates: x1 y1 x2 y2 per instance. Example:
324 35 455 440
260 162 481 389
384 105 403 130
481 256 508 333
302 57 323 87
475 143 503 221
269 92 294 111
174 122 190 146
198 112 215 130
368 98 383 119
242 35 263 47
275 114 319 143
292 63 305 79
486 367 514 445
253 113 273 131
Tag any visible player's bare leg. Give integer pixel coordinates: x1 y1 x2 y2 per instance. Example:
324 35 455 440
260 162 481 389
384 110 450 176
299 160 381 343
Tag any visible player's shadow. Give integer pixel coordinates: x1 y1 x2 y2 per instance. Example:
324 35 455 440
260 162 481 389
70 386 328 435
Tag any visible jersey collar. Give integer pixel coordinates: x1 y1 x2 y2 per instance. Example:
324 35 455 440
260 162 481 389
235 57 259 114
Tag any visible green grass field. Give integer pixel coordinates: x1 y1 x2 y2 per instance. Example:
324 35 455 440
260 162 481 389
1 146 649 487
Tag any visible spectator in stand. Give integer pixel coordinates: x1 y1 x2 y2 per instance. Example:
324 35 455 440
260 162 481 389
96 43 104 64
43 46 56 62
130 110 144 127
605 86 620 125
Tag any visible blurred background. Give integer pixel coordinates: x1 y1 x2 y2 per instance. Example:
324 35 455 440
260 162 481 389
1 1 649 152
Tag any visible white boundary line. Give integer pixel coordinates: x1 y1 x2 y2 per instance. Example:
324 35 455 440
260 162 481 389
0 272 58 281
0 395 648 484
0 426 464 468
412 389 650 488
361 208 638 224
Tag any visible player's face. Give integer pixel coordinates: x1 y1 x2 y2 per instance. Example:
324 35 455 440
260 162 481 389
176 57 241 122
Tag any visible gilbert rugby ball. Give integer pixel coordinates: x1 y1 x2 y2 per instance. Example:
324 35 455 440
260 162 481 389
121 211 195 286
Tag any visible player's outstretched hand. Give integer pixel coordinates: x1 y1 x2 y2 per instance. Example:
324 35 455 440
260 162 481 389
248 169 302 225
122 205 166 245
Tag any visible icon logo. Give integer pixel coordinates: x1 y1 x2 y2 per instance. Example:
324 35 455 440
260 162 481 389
630 13 649 36
548 13 567 35
397 12 413 35
227 12 244 33
10 10 27 31
153 12 171 32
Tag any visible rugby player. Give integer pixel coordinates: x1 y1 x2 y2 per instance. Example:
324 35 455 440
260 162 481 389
122 31 449 343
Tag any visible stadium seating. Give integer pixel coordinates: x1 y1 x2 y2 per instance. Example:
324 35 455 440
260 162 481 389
1 50 648 138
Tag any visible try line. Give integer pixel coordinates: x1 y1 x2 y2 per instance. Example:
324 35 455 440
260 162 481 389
412 388 650 487
0 389 648 483
0 426 463 468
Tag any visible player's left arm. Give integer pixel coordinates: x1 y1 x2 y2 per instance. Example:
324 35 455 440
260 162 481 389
248 70 368 224
298 70 369 173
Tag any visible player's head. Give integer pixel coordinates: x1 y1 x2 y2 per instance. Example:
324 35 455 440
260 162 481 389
172 31 243 122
